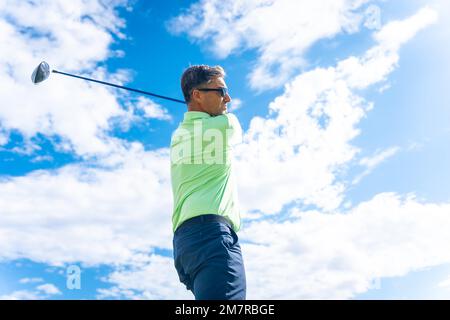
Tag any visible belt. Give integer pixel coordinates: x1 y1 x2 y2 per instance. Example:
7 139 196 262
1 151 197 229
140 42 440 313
175 214 232 235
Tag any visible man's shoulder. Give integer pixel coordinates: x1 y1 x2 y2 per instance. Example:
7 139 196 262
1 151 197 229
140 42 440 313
223 113 240 129
223 113 242 145
208 113 240 129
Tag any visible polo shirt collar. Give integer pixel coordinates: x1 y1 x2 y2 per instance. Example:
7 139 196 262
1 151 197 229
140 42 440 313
184 111 211 121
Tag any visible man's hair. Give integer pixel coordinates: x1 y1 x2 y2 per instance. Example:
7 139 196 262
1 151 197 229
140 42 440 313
181 65 225 104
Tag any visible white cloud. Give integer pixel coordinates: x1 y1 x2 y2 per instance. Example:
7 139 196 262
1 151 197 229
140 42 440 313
30 155 54 163
374 6 438 51
0 0 170 157
227 98 242 112
19 277 44 284
359 147 400 168
132 97 172 121
97 254 193 299
0 290 40 300
0 130 8 146
352 146 400 185
241 192 450 299
36 283 61 295
234 7 437 215
0 144 173 266
167 0 373 90
338 7 438 89
438 276 450 289
1 282 61 300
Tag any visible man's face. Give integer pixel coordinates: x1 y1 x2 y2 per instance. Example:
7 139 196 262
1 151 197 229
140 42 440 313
193 77 231 116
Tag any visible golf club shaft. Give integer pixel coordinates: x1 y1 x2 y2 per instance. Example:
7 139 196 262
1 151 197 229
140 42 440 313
52 70 186 104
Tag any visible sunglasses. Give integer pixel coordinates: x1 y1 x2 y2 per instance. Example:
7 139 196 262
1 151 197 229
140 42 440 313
196 87 228 97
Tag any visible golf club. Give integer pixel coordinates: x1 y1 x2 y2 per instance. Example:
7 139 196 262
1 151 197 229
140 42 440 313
31 61 186 104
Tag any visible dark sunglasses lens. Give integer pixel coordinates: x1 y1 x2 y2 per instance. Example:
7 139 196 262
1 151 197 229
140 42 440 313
221 88 228 97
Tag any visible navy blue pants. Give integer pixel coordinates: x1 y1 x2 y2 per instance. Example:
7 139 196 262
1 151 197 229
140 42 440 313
173 214 246 300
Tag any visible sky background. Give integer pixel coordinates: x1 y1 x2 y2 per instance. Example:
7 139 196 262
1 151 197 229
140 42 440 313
1 0 450 299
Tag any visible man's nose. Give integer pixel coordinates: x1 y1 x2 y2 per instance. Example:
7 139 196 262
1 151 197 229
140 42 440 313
224 93 231 103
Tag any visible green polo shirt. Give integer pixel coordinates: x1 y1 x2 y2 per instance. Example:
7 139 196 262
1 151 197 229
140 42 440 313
170 111 242 233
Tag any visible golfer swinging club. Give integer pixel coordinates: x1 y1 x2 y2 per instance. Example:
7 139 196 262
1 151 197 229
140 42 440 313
171 65 246 300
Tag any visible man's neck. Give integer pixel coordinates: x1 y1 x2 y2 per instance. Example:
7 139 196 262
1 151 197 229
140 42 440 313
188 104 204 113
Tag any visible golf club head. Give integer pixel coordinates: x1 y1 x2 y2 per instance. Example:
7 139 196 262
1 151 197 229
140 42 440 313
31 61 50 84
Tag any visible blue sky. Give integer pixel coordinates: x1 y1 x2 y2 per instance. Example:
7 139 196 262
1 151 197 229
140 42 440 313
1 0 450 299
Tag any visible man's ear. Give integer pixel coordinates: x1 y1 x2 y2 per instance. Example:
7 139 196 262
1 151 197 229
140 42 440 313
191 89 200 102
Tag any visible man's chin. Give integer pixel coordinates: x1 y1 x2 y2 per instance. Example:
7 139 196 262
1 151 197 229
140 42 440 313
211 108 227 116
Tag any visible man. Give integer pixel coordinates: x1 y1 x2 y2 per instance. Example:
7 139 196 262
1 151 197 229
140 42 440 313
170 65 246 300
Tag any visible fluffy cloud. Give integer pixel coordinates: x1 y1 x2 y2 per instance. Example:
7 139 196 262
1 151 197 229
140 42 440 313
0 0 169 157
0 290 40 300
0 144 173 266
131 97 172 121
227 98 242 112
241 192 450 299
167 0 373 90
97 254 192 299
36 283 61 295
234 7 437 215
19 277 44 284
1 282 61 300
